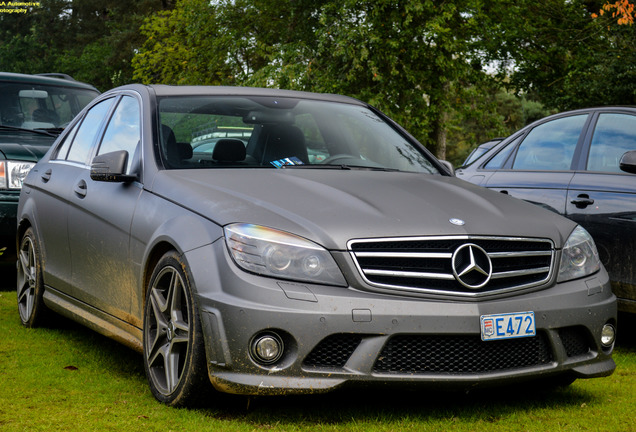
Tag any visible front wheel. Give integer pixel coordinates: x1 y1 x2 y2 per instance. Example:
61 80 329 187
17 227 49 327
143 251 209 407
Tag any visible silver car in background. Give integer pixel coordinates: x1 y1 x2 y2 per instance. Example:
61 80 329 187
17 85 616 407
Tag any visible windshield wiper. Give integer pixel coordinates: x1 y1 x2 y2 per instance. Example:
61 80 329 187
0 125 59 137
33 127 64 136
281 164 352 170
281 164 401 172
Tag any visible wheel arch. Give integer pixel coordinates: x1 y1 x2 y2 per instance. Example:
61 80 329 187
16 217 33 252
142 241 178 304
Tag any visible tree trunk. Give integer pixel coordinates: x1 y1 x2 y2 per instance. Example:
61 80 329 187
431 80 450 160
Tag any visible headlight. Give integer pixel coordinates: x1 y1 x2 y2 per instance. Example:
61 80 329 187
224 223 347 286
0 161 36 190
557 226 600 283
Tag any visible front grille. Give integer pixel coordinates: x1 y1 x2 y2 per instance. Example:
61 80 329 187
373 333 554 374
349 236 554 297
303 334 362 368
559 326 592 357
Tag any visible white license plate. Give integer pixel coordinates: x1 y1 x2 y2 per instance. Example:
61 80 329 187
480 311 536 341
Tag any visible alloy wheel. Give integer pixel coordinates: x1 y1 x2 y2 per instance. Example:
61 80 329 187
17 234 37 323
145 266 192 396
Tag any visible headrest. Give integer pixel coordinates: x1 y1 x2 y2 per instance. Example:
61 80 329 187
213 138 246 162
177 142 193 160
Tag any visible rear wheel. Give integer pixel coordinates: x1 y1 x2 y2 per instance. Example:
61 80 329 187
143 251 209 407
17 227 49 327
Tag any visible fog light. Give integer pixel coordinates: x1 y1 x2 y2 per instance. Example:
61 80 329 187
250 333 284 365
601 324 616 347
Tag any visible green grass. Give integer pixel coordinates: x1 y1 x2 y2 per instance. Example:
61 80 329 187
1 290 635 432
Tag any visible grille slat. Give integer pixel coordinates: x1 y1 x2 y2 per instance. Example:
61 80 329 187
349 236 555 297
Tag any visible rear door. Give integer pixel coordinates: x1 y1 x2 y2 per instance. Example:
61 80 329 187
566 111 636 310
29 97 115 293
484 114 590 214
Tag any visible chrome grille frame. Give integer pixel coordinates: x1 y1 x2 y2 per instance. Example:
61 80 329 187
348 235 556 298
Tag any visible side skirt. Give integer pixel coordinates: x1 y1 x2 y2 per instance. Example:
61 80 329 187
43 286 143 353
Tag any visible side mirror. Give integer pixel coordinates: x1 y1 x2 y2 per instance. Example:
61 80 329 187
438 160 455 176
620 151 636 174
90 150 137 183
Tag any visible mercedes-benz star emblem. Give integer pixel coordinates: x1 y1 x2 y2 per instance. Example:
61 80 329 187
451 243 492 289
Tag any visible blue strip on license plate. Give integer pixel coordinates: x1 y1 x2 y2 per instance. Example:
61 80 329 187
480 311 536 341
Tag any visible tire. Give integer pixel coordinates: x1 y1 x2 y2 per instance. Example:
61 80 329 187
143 251 209 407
17 227 49 327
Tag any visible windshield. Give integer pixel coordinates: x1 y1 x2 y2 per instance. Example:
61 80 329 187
157 96 439 174
0 80 99 130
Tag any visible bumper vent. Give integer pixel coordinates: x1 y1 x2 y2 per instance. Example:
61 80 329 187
349 236 554 297
303 334 362 368
559 326 592 357
373 333 554 374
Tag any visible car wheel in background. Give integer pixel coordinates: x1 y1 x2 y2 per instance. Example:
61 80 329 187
17 227 49 327
143 251 209 407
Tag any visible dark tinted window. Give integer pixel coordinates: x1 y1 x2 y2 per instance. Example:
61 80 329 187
511 115 587 171
65 98 114 164
0 80 98 130
587 113 636 173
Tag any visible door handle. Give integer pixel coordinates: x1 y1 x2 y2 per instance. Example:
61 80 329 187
41 169 52 182
571 194 594 209
74 179 87 198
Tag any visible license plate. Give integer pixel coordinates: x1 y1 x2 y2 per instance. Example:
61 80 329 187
480 311 536 341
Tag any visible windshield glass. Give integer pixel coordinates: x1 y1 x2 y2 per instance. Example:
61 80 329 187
157 96 439 174
0 80 99 130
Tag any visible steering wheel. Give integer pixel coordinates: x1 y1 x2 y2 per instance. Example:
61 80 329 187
320 154 359 165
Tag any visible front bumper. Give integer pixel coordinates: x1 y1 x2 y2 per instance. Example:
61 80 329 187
187 240 617 396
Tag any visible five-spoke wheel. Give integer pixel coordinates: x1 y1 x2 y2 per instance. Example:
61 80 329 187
143 251 207 406
17 227 48 327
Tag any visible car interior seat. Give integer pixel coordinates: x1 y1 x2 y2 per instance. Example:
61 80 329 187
212 138 247 163
162 124 193 168
256 124 309 165
32 108 59 125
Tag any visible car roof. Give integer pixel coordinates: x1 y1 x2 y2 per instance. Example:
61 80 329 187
0 72 98 91
110 84 366 106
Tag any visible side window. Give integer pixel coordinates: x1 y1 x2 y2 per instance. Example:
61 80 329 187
587 113 636 173
97 96 141 174
53 121 79 160
484 136 521 169
66 98 115 164
511 115 587 171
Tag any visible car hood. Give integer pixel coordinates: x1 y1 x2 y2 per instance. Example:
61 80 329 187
0 131 55 161
150 169 576 250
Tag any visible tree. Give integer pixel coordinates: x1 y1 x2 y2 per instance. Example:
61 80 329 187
592 0 635 25
0 0 171 90
134 0 328 87
479 0 636 110
134 0 496 159
300 1 489 159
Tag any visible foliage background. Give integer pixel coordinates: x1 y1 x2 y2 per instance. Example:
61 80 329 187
0 0 634 164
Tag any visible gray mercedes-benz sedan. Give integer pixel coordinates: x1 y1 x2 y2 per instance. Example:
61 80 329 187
17 84 616 407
